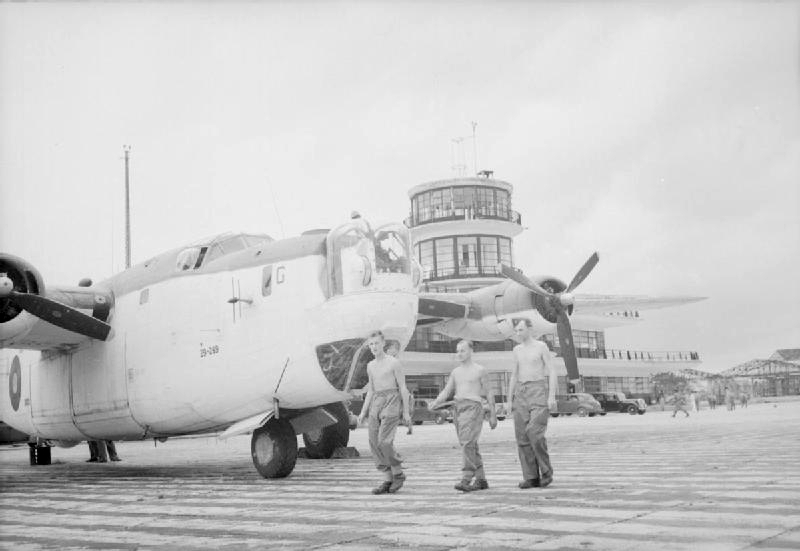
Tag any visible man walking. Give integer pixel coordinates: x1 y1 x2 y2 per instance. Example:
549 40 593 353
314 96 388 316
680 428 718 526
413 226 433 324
357 330 411 494
507 319 557 489
430 340 497 492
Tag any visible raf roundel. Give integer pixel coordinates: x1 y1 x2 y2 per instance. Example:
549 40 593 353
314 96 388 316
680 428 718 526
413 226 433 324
9 355 21 411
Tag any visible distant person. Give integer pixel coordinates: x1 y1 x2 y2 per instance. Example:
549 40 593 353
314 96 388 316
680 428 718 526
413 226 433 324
429 340 497 492
671 390 690 418
507 319 557 489
725 387 736 411
86 440 121 463
740 394 749 408
709 394 717 410
357 330 411 494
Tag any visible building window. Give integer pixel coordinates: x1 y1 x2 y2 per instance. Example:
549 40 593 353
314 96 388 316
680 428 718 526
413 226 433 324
480 237 499 274
499 237 512 267
457 236 479 276
434 238 455 278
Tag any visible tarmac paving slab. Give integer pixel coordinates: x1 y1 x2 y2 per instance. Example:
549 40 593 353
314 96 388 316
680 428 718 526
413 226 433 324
1 400 799 550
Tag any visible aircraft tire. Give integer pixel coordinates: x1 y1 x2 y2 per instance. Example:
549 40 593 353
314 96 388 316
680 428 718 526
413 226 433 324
301 403 350 459
251 418 297 478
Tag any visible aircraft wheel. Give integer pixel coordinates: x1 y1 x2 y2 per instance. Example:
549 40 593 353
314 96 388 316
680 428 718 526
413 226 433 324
251 418 297 478
301 403 350 459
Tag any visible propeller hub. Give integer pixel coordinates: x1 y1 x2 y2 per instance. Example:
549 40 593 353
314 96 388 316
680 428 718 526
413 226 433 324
0 274 13 297
559 292 575 307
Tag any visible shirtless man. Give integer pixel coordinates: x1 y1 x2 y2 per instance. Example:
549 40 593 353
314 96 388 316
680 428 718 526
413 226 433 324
357 330 411 494
507 319 557 489
430 340 497 492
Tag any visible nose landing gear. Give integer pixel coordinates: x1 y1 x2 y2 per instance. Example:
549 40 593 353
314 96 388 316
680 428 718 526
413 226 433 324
251 418 297 478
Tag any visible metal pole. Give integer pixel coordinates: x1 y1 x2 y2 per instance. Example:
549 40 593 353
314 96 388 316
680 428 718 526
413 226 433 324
471 121 478 176
124 145 131 269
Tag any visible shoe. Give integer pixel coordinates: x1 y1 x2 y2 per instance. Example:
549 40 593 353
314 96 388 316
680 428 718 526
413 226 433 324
371 481 392 495
110 457 122 462
97 459 108 463
86 458 98 463
454 480 474 492
518 479 540 489
469 479 489 491
539 473 553 488
387 473 406 494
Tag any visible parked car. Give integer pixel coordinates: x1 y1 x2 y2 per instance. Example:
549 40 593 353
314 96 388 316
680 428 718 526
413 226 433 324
550 393 604 417
592 392 647 415
494 395 508 420
411 398 448 425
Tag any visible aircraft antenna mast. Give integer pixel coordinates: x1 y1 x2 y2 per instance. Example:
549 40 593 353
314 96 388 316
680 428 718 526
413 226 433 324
123 145 132 269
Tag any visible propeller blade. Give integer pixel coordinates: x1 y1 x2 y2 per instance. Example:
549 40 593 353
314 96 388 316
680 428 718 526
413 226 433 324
418 297 468 319
499 264 557 299
556 310 580 381
10 292 111 341
566 252 599 293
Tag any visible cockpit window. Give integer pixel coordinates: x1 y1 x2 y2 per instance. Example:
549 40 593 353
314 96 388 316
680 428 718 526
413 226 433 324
176 247 202 271
374 225 411 274
326 219 375 296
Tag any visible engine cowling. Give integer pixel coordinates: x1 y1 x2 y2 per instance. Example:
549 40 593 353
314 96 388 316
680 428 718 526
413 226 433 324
435 275 569 341
0 254 45 344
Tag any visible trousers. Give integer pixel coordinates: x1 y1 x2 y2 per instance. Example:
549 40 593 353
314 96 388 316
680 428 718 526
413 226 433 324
368 389 403 479
453 399 485 480
513 380 552 481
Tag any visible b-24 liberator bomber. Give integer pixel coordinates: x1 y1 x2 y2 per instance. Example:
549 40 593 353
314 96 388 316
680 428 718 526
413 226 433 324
1 214 702 478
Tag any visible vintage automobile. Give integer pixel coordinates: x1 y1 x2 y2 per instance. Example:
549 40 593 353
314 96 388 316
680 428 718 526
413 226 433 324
411 398 448 425
592 392 647 415
550 393 604 417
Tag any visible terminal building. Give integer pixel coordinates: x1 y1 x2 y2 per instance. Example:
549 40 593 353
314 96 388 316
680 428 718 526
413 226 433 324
399 173 702 403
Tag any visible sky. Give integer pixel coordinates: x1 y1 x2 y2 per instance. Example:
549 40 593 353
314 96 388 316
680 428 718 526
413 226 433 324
1 2 798 373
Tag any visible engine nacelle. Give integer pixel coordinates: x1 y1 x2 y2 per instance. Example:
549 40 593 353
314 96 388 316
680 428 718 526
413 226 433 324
434 276 569 341
0 254 45 345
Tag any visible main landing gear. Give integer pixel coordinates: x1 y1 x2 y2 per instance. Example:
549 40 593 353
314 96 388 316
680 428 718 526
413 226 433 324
301 403 350 459
250 402 353 478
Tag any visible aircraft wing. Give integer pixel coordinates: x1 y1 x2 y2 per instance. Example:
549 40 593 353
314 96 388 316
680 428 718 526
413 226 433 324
572 294 706 315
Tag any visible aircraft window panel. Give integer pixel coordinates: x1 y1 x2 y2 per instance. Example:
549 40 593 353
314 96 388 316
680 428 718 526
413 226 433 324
375 227 411 274
139 288 149 305
220 236 247 255
205 243 225 263
176 247 201 271
276 266 285 284
262 265 273 296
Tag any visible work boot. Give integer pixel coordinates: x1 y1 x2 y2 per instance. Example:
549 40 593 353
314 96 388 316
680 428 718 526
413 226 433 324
371 481 392 495
469 479 489 491
387 473 406 494
518 479 540 489
110 456 122 462
454 479 473 492
86 458 97 463
539 473 553 488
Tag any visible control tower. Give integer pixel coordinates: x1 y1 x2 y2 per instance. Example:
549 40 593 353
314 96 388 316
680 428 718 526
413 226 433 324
406 172 523 293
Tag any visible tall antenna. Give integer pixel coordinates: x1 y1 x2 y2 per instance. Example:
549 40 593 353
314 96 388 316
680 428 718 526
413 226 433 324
451 123 479 176
123 145 132 269
471 121 478 176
